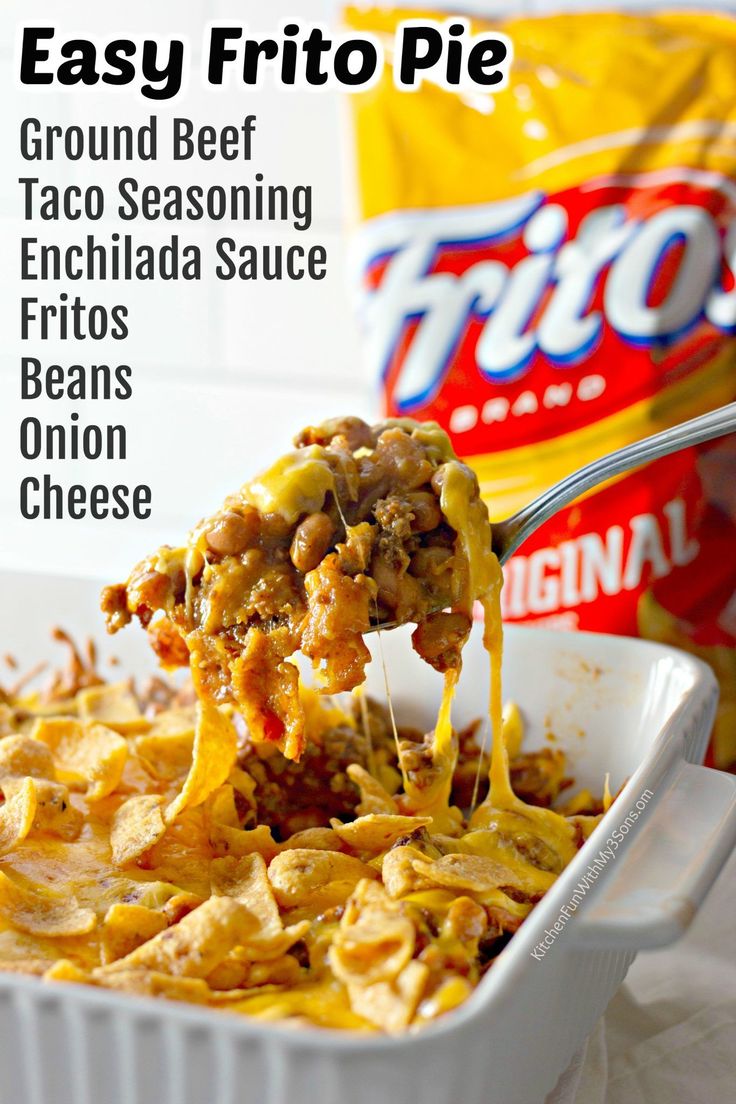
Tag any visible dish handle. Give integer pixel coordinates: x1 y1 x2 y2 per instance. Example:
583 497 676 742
572 763 736 950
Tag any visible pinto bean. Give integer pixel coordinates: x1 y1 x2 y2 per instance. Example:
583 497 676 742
444 897 488 943
375 428 433 491
411 611 472 672
406 491 442 533
290 512 335 573
410 547 453 578
205 508 259 556
295 417 376 453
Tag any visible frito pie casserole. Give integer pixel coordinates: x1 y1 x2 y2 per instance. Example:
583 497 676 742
0 418 608 1033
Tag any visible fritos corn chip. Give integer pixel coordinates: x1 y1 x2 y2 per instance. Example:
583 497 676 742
205 784 242 830
76 682 148 733
345 5 736 770
146 707 196 738
346 764 399 816
347 959 430 1034
165 702 238 823
98 896 256 979
32 718 127 800
411 852 554 898
280 827 344 852
110 794 168 866
0 778 37 855
0 871 96 937
134 730 195 781
0 735 56 781
92 969 212 1003
211 854 310 959
330 813 432 854
268 849 378 911
161 892 204 926
211 854 281 937
381 845 434 900
5 779 83 841
209 821 279 862
331 880 415 986
0 956 47 976
100 903 169 965
44 959 89 983
243 955 303 987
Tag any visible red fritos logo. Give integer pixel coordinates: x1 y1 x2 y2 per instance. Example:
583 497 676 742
355 170 736 451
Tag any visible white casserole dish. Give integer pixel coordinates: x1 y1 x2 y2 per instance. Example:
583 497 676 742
0 569 734 1104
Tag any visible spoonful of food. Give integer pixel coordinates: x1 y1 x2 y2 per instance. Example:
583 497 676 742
103 406 735 756
489 401 736 565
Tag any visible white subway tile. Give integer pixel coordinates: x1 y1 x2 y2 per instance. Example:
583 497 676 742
216 227 364 385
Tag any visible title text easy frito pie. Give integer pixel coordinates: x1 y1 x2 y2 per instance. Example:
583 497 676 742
344 5 736 769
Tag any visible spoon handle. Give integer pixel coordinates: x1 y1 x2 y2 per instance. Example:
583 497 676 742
493 401 736 564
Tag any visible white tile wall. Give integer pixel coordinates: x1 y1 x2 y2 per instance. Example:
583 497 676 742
0 0 373 580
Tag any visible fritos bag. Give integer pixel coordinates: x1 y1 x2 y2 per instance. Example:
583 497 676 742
344 6 736 768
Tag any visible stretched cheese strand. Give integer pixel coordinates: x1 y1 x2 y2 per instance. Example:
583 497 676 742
483 587 513 808
471 579 577 865
399 461 501 832
399 667 461 833
438 461 578 865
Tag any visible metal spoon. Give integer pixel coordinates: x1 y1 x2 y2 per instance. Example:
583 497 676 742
491 401 736 564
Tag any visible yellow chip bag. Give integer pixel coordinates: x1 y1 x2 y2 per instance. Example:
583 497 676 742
345 5 736 771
